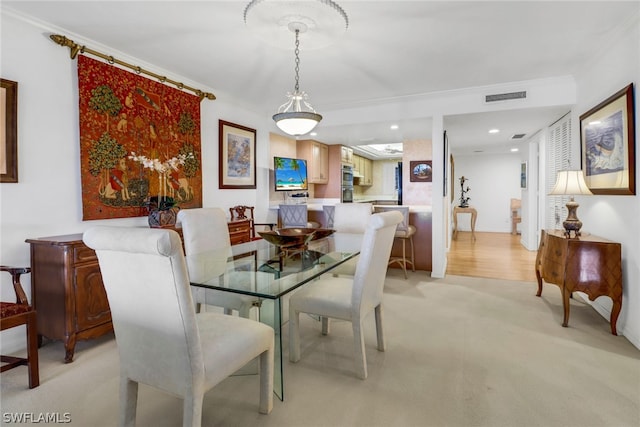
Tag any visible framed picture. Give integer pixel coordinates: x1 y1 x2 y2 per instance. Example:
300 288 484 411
520 162 527 189
580 83 635 195
219 120 256 189
1 78 18 183
409 160 432 182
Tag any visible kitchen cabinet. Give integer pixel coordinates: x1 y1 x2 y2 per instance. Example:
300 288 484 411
297 139 329 184
361 157 373 186
353 155 373 186
341 146 353 164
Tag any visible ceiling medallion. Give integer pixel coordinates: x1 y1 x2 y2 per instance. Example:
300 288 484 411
244 0 348 50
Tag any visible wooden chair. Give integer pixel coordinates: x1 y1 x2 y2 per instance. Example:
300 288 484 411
1 266 39 389
511 198 522 235
229 205 275 240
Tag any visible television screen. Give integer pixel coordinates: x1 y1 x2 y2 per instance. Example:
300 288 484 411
274 157 308 191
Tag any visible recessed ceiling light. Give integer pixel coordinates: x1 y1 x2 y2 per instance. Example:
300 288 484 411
390 124 399 130
489 128 500 134
511 148 519 152
310 132 317 136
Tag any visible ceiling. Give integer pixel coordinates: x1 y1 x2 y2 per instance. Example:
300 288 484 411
4 1 637 158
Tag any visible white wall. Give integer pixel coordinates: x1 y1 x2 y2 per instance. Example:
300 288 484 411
0 12 268 352
569 12 639 348
452 153 523 232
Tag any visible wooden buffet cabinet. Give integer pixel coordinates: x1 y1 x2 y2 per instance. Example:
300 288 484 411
535 229 623 335
26 220 254 362
26 234 112 363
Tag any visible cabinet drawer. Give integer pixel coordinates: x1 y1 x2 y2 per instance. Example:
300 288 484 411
74 245 98 264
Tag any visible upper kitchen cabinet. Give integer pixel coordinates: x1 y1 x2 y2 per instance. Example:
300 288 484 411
341 146 353 164
353 154 373 186
297 139 329 184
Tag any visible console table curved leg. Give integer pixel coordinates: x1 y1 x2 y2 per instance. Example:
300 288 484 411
562 287 571 327
535 269 543 297
610 298 621 336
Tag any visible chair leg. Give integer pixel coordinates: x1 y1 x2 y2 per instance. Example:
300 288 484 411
182 392 204 427
120 377 139 427
259 346 274 414
409 235 415 272
321 316 330 335
400 238 408 279
289 310 301 362
374 304 385 352
352 319 367 380
26 311 39 388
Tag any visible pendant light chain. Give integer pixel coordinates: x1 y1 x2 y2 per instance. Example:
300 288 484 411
294 29 301 93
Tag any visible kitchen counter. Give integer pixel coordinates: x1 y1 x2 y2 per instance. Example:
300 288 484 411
268 201 432 272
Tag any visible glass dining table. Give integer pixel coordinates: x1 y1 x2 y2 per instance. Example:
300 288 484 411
189 233 362 400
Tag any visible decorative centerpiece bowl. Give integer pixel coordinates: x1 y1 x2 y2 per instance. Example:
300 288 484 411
258 228 335 248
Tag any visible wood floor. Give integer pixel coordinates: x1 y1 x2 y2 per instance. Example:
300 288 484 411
446 231 538 282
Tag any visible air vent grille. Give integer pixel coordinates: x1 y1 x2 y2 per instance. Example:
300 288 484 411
485 91 527 103
511 133 527 139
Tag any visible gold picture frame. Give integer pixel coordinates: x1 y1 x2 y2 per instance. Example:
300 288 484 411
1 78 18 183
218 120 256 189
580 83 635 195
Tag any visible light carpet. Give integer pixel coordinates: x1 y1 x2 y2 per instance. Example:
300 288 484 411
2 271 639 427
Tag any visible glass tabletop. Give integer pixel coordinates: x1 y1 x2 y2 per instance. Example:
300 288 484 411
189 233 362 300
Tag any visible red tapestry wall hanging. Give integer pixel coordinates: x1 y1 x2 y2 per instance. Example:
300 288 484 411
78 55 202 220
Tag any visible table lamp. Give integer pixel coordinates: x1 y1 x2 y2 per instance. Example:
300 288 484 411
549 170 593 238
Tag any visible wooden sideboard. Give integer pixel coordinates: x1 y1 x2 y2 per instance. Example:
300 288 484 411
26 221 253 362
26 234 112 363
535 229 623 335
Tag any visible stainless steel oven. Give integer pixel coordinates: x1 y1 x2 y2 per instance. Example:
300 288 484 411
341 164 354 202
341 186 353 203
341 164 354 187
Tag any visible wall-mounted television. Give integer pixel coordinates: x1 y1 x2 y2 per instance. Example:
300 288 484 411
274 156 308 192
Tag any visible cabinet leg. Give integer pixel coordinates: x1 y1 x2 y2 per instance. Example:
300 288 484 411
535 270 543 297
64 335 76 363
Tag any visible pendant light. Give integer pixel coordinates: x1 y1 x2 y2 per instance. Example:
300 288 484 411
273 23 322 137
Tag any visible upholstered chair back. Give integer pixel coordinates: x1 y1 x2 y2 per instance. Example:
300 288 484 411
83 226 202 395
352 211 403 315
177 208 231 284
333 203 373 233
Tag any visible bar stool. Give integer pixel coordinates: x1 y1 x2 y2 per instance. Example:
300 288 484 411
374 206 415 278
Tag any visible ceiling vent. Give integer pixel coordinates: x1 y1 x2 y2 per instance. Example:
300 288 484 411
484 91 527 103
511 133 527 139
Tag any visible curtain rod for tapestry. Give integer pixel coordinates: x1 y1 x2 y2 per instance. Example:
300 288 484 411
49 34 216 101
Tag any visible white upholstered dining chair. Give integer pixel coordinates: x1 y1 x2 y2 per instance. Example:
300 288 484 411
177 207 256 317
329 202 373 275
83 226 273 427
288 210 403 379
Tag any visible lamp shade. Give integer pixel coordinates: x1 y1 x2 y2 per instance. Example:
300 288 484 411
549 170 593 196
273 111 322 136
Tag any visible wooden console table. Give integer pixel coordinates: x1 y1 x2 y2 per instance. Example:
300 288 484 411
453 206 477 241
535 229 622 335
